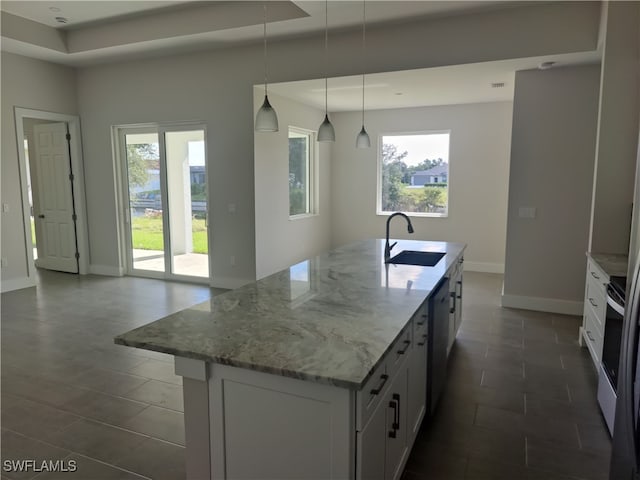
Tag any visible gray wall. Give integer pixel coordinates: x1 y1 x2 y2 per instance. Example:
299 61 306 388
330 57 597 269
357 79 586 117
74 2 599 288
330 102 513 273
2 2 601 289
502 65 601 313
589 1 640 255
0 52 78 290
254 90 332 280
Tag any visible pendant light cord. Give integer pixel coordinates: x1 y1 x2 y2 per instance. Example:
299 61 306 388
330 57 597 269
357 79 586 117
263 4 268 96
324 0 329 115
361 0 366 125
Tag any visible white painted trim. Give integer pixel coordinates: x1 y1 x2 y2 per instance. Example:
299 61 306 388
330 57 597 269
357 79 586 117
175 357 207 381
13 108 90 278
501 293 583 316
1 276 37 293
464 261 505 274
210 276 252 290
89 264 124 276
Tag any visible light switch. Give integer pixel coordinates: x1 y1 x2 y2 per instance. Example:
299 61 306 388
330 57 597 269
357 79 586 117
2 203 9 213
518 207 536 219
228 203 236 214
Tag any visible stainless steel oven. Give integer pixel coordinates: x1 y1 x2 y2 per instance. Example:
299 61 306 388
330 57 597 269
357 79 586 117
598 275 626 435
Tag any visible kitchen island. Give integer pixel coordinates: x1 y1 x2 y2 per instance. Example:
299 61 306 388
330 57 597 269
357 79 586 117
115 238 465 480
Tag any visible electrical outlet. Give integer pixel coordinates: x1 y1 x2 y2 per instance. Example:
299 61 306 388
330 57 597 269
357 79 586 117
1 258 7 268
2 203 8 213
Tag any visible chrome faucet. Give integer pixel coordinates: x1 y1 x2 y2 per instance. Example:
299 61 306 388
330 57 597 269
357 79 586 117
385 212 414 262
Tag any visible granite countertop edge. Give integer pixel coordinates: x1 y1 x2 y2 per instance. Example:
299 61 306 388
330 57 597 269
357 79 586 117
115 238 466 390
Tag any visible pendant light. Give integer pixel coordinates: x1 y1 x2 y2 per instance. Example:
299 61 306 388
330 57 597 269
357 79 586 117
356 0 371 148
317 0 335 142
255 4 279 132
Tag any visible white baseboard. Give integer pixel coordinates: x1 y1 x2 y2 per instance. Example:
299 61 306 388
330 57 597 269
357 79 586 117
464 261 504 274
1 276 37 293
500 293 583 316
210 276 253 290
89 264 124 276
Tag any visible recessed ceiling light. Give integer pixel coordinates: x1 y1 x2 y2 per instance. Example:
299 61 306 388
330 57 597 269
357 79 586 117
55 16 68 24
49 7 61 12
394 92 403 96
491 82 505 88
538 61 556 70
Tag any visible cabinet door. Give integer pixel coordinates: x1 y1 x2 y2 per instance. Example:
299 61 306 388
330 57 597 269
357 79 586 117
407 327 427 448
356 400 386 480
455 273 463 332
385 368 409 480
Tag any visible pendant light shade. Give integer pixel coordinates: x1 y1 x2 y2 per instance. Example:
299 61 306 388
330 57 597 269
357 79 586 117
356 0 370 148
255 96 279 132
356 126 371 148
317 0 335 143
255 4 278 132
318 114 336 142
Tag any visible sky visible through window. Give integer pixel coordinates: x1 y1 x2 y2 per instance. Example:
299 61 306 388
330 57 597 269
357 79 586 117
383 133 449 166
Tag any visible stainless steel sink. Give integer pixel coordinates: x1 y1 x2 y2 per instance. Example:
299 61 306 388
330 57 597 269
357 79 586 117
387 250 445 267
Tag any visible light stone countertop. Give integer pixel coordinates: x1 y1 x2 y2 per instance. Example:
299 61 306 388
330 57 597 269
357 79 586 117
588 252 629 278
115 238 466 390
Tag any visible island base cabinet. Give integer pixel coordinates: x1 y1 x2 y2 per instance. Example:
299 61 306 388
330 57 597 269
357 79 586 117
356 361 409 480
176 358 355 480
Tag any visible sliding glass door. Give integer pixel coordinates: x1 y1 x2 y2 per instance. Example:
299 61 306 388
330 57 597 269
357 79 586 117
121 125 209 282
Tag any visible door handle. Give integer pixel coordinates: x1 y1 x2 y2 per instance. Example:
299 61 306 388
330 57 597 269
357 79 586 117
588 298 598 308
388 399 398 438
586 330 595 342
590 271 600 280
38 214 45 218
393 393 400 431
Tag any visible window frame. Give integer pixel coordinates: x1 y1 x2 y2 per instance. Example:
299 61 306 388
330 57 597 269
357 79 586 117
288 126 317 220
376 130 451 218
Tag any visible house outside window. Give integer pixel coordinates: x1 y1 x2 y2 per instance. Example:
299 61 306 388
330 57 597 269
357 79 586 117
289 127 315 217
378 131 450 217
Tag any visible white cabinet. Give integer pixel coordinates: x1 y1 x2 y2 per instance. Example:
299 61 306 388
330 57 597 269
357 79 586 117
357 332 411 480
447 257 464 357
581 258 609 368
407 305 428 448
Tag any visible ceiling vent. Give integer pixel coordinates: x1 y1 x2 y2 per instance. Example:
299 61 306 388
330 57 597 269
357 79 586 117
491 82 505 88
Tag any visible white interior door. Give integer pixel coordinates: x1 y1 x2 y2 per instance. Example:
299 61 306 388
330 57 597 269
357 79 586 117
32 122 78 273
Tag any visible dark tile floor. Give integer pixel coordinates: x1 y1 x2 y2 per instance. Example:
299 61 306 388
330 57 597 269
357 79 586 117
403 272 612 480
1 270 610 479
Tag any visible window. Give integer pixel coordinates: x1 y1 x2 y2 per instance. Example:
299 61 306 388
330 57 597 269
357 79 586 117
378 132 450 217
289 127 314 217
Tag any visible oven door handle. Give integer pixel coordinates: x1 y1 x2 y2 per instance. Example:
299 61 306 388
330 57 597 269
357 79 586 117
607 293 625 317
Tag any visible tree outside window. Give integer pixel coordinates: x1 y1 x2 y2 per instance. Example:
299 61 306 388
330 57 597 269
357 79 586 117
379 132 450 216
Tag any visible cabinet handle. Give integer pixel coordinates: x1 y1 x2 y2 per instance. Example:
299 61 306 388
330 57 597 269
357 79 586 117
588 298 598 308
590 271 600 280
388 400 398 438
586 330 595 342
370 374 389 395
417 334 428 346
397 340 411 355
416 314 427 326
393 393 400 431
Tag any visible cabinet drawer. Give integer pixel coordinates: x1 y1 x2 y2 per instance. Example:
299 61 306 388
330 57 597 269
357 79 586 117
587 259 608 287
388 327 412 381
583 306 604 367
412 304 428 344
585 275 606 334
357 358 389 431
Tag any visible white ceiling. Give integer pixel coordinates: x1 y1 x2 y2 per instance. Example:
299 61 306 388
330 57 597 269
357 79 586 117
268 51 600 112
1 1 601 110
